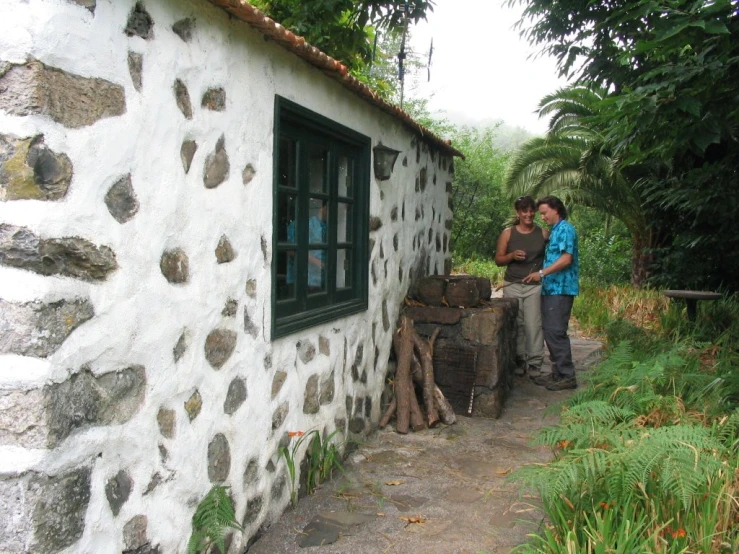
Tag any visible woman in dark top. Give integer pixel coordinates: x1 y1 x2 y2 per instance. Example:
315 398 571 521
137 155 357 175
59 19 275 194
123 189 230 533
495 196 549 379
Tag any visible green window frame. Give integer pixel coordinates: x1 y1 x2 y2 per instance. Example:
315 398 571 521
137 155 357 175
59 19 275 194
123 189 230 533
272 96 370 339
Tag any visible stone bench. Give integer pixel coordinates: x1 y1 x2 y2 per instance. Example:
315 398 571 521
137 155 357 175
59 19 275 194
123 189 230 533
663 290 722 321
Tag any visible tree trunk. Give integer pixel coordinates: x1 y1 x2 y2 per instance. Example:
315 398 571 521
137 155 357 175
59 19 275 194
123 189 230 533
393 317 414 434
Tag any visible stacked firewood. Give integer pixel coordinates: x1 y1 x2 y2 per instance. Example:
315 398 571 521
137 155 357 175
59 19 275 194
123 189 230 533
379 315 456 433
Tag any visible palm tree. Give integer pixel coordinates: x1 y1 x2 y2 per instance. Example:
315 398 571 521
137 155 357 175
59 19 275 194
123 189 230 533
504 85 655 286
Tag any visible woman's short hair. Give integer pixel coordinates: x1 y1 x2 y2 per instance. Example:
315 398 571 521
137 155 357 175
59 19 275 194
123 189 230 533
537 195 568 219
514 195 536 212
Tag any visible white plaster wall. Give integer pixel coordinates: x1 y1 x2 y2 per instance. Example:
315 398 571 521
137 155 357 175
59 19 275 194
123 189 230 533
0 0 454 551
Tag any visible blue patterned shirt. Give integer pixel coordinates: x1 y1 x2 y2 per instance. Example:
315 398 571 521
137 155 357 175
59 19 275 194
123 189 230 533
542 219 579 296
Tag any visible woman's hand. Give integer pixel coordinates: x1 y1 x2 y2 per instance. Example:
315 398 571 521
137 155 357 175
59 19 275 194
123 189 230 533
511 249 526 262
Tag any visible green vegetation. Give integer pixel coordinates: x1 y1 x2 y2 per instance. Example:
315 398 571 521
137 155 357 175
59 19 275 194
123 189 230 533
512 287 739 553
279 429 344 508
187 486 243 554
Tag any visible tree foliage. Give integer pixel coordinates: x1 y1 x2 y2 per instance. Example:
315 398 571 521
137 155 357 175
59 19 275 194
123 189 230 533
513 0 739 290
251 0 435 72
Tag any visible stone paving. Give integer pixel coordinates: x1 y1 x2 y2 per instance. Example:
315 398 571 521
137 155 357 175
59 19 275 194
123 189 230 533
247 338 603 554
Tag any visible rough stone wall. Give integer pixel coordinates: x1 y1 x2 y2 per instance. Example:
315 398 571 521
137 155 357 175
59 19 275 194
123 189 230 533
0 1 453 552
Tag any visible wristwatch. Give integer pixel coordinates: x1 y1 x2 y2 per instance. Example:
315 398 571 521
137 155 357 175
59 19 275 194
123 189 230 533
538 270 544 279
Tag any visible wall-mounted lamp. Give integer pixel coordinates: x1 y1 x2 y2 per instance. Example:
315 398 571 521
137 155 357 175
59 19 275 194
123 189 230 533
372 142 401 181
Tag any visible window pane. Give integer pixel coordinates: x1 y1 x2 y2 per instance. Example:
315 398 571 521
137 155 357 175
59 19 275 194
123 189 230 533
308 146 328 193
308 198 328 245
336 248 352 289
307 248 327 293
279 137 297 189
277 193 297 243
276 250 296 301
337 201 352 243
338 155 353 198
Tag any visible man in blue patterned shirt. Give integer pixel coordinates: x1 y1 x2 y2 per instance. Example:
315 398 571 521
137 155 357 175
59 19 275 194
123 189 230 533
523 196 579 390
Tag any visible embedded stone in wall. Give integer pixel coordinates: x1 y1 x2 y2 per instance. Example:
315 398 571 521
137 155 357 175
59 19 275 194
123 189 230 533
160 248 189 284
446 279 481 308
244 307 259 338
0 134 73 201
67 0 96 12
443 233 448 253
207 433 231 483
243 458 259 486
271 371 287 399
243 495 264 526
173 79 192 119
348 417 365 434
245 279 257 297
379 242 385 259
242 163 256 185
105 470 133 517
172 18 195 42
224 378 247 414
444 258 452 275
0 61 126 128
264 353 272 370
123 515 149 552
125 2 154 39
156 408 175 439
184 390 202 421
221 298 238 317
461 310 505 345
173 330 187 362
303 374 319 414
204 328 237 369
105 174 139 223
297 340 315 364
0 224 118 280
29 467 92 553
271 402 289 430
203 135 229 188
419 167 427 191
319 372 335 405
364 396 372 417
215 234 235 263
369 216 382 232
402 156 407 167
415 176 419 192
180 140 197 173
42 366 147 447
319 335 330 356
393 233 399 251
143 473 162 496
382 298 390 332
436 232 442 252
0 298 93 358
270 476 286 501
202 88 226 111
127 51 143 92
415 207 421 221
390 206 398 221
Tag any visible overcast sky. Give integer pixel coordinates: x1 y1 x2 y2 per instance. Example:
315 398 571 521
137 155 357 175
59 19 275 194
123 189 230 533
409 0 568 134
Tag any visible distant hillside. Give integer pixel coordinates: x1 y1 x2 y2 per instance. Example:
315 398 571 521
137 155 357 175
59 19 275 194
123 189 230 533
431 109 538 152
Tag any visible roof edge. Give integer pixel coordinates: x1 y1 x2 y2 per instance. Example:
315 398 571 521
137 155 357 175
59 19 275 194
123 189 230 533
205 0 464 159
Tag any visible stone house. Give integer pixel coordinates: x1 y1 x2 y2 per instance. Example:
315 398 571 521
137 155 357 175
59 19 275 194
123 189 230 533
0 0 462 552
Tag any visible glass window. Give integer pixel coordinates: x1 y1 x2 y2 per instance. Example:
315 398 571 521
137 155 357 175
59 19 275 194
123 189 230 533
272 97 370 338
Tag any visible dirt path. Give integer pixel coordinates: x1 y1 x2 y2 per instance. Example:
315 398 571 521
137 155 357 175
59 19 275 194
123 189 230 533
247 338 603 554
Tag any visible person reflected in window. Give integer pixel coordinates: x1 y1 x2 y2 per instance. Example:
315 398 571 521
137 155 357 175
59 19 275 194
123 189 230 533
307 202 327 291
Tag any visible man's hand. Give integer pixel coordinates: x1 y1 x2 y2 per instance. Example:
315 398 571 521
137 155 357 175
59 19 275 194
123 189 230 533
522 271 541 284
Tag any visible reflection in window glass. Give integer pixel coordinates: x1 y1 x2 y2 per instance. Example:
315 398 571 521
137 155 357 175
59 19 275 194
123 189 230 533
338 156 353 198
278 193 297 243
337 202 352 243
336 249 352 289
279 137 297 189
307 248 327 293
276 250 296 301
308 147 328 193
308 198 328 245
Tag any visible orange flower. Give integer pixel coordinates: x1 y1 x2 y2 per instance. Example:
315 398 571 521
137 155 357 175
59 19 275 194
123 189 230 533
288 431 304 438
599 502 609 510
671 528 687 539
557 440 573 449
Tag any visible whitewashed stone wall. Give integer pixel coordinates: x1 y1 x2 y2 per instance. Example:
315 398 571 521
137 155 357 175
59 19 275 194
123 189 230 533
0 0 454 552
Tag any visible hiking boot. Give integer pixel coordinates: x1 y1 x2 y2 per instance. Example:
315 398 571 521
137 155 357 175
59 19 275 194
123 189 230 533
545 376 577 391
533 373 556 386
526 366 542 379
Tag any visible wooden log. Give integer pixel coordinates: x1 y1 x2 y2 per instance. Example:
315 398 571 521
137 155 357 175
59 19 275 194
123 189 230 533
393 317 414 434
408 383 426 432
434 385 457 425
379 397 396 429
411 328 440 428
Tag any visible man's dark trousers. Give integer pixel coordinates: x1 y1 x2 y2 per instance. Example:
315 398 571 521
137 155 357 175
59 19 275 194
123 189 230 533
541 295 575 378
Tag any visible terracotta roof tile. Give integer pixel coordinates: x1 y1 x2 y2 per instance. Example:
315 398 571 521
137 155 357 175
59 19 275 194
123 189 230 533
205 0 463 159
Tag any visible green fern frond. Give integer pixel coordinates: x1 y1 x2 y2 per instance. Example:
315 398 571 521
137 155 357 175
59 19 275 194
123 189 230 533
187 485 243 554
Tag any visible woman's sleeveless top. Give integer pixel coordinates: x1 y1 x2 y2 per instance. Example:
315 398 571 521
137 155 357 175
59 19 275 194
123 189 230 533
504 226 546 281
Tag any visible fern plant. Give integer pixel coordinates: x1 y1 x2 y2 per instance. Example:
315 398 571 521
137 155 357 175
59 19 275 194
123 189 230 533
187 485 243 554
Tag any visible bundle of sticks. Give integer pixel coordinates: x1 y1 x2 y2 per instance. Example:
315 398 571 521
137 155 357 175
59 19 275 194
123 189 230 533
379 315 456 433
